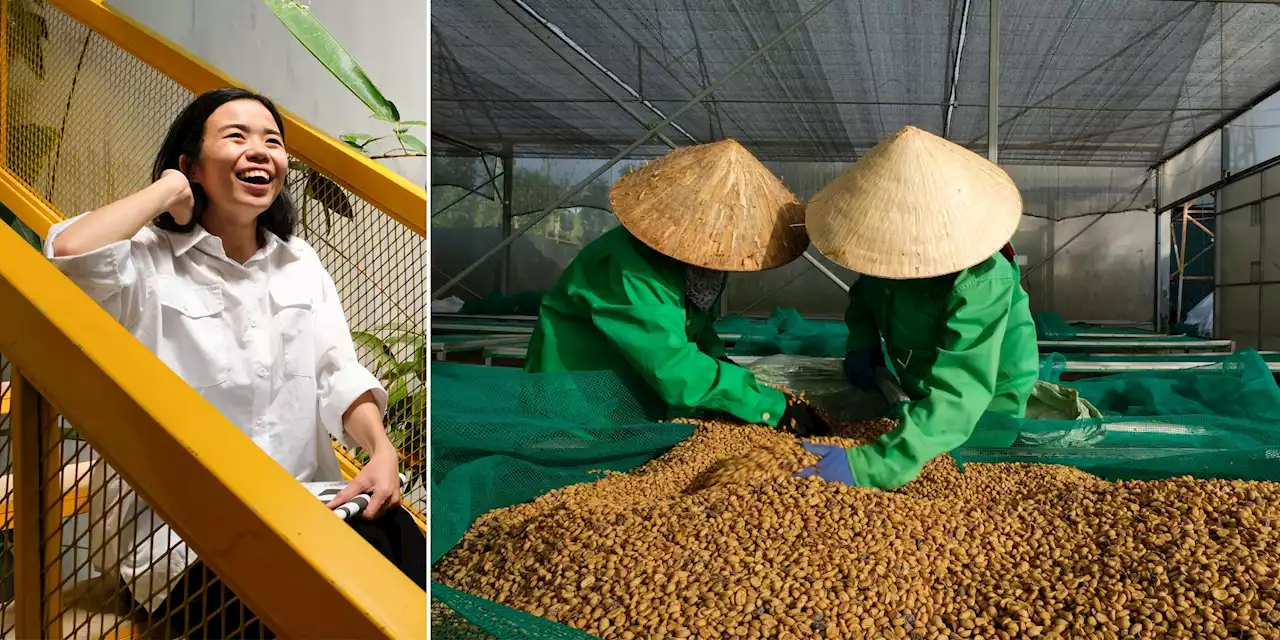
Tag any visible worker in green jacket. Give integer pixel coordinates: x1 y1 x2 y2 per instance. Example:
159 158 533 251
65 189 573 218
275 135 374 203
795 126 1038 489
525 140 830 435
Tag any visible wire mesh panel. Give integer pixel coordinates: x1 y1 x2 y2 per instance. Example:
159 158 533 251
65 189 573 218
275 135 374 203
33 418 275 639
0 359 15 638
3 1 426 635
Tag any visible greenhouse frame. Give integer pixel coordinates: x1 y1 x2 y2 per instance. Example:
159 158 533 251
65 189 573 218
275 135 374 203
431 0 1280 348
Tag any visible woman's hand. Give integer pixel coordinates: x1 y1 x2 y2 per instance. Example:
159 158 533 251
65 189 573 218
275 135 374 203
331 391 402 519
326 449 402 519
50 167 197 258
159 169 195 226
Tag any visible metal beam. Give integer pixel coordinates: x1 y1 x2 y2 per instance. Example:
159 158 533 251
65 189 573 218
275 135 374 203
943 0 974 138
434 98 1239 113
494 0 855 293
508 0 697 144
434 0 840 298
988 0 1000 162
1020 213 1108 281
496 0 684 148
800 252 850 292
1152 75 1280 169
965 3 1199 148
431 132 497 157
499 0 849 292
431 172 503 219
1142 0 1279 4
501 146 515 294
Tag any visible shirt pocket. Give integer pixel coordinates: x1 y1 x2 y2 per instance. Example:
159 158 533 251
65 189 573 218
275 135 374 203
155 280 230 388
269 283 316 378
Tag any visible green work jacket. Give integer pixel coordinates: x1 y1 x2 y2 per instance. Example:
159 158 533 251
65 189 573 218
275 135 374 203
844 251 1038 489
525 227 787 426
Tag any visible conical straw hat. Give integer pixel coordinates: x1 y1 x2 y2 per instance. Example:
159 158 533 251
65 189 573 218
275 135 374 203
610 140 808 272
806 126 1022 279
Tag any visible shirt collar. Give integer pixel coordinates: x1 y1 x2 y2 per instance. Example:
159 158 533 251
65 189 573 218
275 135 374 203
165 225 301 263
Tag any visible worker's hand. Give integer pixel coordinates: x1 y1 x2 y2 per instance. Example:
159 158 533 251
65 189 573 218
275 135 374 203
794 443 857 485
778 400 832 437
843 347 882 390
327 449 402 520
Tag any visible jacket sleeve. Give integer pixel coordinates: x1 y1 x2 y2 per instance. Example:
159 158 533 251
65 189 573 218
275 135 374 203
694 304 728 359
844 278 880 351
589 269 785 426
844 276 1014 489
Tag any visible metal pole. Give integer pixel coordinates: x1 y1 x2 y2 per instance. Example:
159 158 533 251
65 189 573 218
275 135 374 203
1020 213 1108 281
505 0 846 293
505 0 697 145
801 251 850 292
971 3 1200 150
1153 172 1161 331
987 0 1000 162
434 0 839 298
943 0 973 138
496 0 682 148
1176 203 1190 323
431 172 503 219
500 146 514 294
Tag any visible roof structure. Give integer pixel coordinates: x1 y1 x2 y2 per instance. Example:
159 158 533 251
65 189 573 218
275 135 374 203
432 0 1280 167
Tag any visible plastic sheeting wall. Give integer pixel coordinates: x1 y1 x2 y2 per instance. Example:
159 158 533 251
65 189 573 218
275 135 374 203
1044 210 1156 323
1215 163 1280 350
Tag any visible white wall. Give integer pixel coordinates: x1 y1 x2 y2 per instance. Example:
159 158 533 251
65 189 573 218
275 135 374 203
107 0 427 188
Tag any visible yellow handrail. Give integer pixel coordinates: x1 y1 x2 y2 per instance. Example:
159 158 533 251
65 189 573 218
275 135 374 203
0 200 425 637
46 0 426 238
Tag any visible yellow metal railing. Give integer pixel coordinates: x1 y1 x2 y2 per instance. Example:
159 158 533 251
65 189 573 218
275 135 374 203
0 0 427 637
0 223 425 638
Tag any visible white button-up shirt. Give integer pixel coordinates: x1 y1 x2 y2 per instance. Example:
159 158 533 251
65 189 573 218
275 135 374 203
45 214 386 611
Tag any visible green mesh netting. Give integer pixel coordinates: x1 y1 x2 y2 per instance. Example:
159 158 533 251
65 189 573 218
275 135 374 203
1039 349 1280 382
1047 352 1280 363
1033 311 1078 340
459 291 547 316
718 308 849 357
431 363 692 639
1032 311 1165 340
983 350 1280 455
432 351 1280 639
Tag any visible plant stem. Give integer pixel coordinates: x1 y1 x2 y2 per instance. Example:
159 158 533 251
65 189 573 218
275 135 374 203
368 152 425 160
49 33 92 198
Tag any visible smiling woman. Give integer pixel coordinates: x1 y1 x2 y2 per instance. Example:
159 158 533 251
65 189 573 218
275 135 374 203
43 87 426 639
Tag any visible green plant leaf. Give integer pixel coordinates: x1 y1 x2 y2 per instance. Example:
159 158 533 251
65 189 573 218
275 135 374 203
340 133 382 150
8 2 49 79
8 124 59 186
386 374 411 407
261 0 399 121
351 331 398 379
302 168 354 227
399 120 427 127
0 204 40 251
396 133 427 155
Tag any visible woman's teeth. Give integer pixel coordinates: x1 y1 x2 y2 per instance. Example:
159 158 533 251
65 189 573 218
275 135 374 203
236 170 271 185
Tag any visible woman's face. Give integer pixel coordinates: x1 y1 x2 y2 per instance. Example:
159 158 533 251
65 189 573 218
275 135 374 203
187 99 288 225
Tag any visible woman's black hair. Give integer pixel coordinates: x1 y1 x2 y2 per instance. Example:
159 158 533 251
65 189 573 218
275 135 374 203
151 87 297 243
